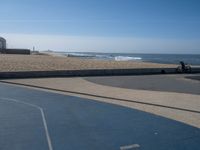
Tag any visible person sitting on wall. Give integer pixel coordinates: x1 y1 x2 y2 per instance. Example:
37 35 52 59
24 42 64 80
176 61 192 73
180 61 186 72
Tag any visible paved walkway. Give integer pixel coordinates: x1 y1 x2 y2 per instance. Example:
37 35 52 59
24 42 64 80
2 74 200 128
85 74 200 95
0 83 200 150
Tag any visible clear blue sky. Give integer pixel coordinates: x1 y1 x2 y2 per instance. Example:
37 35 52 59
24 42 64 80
1 0 200 53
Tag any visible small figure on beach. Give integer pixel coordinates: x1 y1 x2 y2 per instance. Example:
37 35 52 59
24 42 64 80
176 61 191 73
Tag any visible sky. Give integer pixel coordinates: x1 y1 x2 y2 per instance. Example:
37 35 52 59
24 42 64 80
0 0 200 54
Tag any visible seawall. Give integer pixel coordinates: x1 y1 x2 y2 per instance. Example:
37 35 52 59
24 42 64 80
0 67 200 79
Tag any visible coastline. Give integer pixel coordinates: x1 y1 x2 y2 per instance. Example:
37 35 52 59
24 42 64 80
0 53 177 72
0 53 200 128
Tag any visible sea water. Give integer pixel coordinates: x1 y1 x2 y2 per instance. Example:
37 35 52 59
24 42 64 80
58 52 200 65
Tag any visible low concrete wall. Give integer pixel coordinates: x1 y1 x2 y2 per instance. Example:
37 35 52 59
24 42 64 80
192 67 200 73
0 67 199 79
0 49 31 55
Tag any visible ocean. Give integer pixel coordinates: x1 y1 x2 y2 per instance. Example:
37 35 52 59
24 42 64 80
57 52 200 66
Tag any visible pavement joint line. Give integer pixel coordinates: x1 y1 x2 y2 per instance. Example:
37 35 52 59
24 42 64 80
0 97 53 150
1 80 200 114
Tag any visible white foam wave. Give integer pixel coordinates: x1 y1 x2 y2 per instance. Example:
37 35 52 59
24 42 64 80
67 53 94 57
114 56 142 61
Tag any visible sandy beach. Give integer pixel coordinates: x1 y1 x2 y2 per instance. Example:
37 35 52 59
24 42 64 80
0 54 176 72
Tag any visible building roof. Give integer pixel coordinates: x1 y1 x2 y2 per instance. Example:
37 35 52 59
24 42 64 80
0 37 6 42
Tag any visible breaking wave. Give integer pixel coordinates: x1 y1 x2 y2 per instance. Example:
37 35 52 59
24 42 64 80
114 56 142 61
64 52 142 61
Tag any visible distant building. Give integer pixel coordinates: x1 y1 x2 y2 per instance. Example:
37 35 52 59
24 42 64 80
0 36 30 55
0 37 6 50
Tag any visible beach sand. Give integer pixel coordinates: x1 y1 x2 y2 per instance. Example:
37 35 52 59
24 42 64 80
0 54 176 72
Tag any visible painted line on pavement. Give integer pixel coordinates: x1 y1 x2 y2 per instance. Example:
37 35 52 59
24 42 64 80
0 97 53 150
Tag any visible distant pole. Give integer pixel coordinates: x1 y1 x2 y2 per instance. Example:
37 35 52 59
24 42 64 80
33 46 35 51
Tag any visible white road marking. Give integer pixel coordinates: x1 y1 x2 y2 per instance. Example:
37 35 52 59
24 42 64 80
0 97 53 150
120 144 140 150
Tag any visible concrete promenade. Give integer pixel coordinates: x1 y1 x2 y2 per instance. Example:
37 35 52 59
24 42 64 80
85 74 200 95
0 81 200 150
2 74 200 128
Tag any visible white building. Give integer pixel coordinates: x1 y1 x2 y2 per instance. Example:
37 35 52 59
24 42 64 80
0 37 6 50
